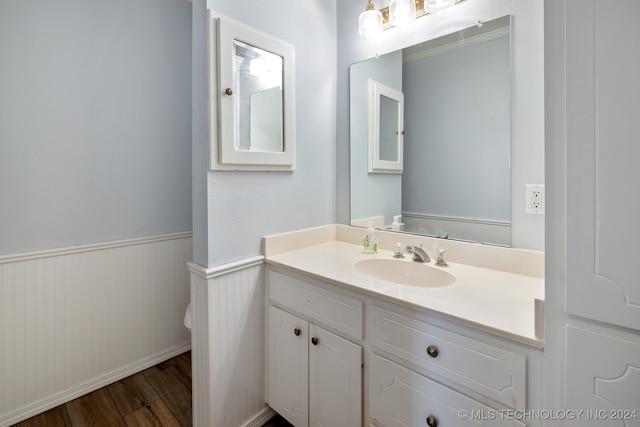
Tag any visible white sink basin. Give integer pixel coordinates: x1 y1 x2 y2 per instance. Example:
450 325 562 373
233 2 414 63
353 258 455 288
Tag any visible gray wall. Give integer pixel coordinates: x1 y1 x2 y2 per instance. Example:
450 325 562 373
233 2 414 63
0 0 193 255
350 51 403 226
195 0 338 267
403 36 510 221
336 1 544 250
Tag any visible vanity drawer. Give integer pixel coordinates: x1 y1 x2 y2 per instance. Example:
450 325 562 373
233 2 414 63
369 305 526 409
370 353 525 427
269 270 363 340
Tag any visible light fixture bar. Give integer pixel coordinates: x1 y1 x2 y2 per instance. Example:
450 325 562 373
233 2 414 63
380 0 466 30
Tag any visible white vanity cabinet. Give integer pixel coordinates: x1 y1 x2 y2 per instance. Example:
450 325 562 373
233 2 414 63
267 270 363 427
266 266 542 427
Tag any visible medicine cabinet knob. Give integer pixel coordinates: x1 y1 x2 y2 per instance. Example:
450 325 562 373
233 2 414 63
293 328 301 336
426 415 438 427
311 337 319 346
426 345 439 358
225 87 233 96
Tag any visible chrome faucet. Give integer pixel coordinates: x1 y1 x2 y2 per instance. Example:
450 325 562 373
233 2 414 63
402 245 430 263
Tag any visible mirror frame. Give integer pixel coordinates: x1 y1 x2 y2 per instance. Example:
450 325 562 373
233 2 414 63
368 79 404 174
208 12 296 171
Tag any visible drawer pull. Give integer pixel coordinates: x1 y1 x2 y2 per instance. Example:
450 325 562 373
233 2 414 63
311 337 319 346
426 345 439 358
293 328 301 336
225 87 233 96
426 415 438 427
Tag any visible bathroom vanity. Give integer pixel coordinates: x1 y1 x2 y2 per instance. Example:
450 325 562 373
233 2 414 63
263 225 544 427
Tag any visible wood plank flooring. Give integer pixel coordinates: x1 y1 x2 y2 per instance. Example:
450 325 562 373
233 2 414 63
12 351 292 427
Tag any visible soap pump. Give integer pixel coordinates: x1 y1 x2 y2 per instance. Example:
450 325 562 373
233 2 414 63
391 215 404 232
363 221 378 254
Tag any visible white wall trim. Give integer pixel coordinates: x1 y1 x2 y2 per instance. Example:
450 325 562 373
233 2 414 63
0 232 193 265
403 26 510 63
401 212 511 246
1 343 190 427
241 407 276 427
188 255 265 279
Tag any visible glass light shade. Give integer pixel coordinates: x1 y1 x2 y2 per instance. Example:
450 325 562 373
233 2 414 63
359 9 383 37
425 0 455 13
389 0 416 26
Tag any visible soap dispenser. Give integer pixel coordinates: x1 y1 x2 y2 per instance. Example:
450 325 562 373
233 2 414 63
363 221 378 254
391 215 404 232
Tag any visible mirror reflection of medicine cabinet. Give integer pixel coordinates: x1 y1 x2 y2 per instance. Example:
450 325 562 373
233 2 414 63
208 12 296 171
368 79 404 174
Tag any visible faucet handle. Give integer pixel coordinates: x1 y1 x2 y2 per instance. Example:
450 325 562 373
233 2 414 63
435 249 448 267
393 242 406 258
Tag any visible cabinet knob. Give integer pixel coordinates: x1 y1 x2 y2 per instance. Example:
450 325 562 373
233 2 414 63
293 328 301 336
311 337 319 346
426 415 438 427
426 345 439 358
225 87 233 96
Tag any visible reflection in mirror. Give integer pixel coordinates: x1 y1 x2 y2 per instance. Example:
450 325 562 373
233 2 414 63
368 79 404 174
379 95 399 162
233 40 284 153
350 16 511 245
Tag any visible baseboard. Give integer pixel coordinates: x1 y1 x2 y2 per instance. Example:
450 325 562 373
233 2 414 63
242 407 277 427
1 342 191 427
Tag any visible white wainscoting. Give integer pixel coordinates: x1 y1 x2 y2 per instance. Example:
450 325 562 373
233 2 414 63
189 257 275 427
0 233 192 427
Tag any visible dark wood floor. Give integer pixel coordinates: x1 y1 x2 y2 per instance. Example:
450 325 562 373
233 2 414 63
13 351 292 427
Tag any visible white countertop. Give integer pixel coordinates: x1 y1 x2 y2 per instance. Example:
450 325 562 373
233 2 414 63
266 240 544 348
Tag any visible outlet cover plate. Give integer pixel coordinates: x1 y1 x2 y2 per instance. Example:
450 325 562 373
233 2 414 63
526 184 545 214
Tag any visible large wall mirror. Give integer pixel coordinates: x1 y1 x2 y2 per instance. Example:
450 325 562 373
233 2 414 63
350 16 511 246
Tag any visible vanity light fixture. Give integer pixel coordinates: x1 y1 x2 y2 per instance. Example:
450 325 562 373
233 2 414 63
425 0 456 13
389 0 416 27
359 0 384 38
364 0 465 34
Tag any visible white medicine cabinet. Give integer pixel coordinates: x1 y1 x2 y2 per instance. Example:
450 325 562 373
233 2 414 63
368 79 404 174
208 12 296 171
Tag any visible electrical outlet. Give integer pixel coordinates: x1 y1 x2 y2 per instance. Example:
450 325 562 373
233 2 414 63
526 184 545 214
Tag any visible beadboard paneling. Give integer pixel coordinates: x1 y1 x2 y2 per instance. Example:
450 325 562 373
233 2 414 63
0 233 192 427
189 258 272 427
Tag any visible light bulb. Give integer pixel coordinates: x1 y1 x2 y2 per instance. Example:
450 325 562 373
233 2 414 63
389 0 416 27
359 0 383 38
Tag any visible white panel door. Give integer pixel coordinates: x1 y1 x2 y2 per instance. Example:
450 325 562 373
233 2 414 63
308 324 362 427
268 306 309 427
565 0 640 330
566 326 640 426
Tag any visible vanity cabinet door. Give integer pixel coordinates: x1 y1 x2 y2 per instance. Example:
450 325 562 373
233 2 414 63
268 306 309 427
369 305 526 409
309 324 362 427
369 353 525 427
268 305 362 427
